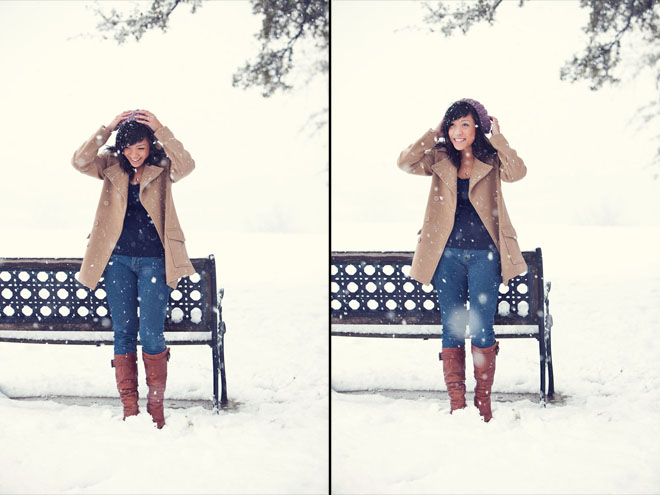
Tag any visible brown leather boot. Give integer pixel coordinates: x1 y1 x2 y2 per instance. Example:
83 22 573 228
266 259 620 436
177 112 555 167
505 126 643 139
472 341 499 422
143 348 170 429
441 346 467 412
112 353 139 419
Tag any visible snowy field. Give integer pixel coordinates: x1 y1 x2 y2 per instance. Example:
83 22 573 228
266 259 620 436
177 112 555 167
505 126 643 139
331 222 660 494
0 230 328 494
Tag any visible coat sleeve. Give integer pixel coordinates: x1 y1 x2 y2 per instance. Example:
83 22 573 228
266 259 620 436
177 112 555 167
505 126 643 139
489 133 527 183
71 126 113 180
155 126 195 183
397 129 438 176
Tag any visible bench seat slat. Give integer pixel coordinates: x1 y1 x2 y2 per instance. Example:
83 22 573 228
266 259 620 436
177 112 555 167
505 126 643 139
0 331 213 343
331 323 540 338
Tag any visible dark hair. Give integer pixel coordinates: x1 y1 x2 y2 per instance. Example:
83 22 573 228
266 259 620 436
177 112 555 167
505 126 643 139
107 121 168 176
434 100 498 169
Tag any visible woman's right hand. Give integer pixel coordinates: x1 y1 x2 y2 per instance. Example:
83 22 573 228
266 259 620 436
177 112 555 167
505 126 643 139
433 121 443 138
106 110 133 132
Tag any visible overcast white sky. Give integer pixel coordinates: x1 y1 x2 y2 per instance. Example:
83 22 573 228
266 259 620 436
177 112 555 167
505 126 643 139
0 1 328 244
332 0 660 240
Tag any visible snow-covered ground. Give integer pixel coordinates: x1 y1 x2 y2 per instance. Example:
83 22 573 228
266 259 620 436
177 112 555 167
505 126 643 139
0 230 328 494
331 222 660 494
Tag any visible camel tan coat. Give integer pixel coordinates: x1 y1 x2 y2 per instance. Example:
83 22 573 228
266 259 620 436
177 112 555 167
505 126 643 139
397 129 527 286
72 125 195 290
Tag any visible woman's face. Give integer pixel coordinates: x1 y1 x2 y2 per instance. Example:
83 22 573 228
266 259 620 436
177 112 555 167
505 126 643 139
447 113 476 151
122 138 150 168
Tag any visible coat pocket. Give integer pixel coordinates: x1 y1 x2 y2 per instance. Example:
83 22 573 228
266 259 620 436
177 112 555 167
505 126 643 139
166 228 191 268
501 225 525 265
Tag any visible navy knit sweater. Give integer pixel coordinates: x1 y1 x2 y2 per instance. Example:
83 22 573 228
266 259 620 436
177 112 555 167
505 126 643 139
113 184 165 257
445 178 496 251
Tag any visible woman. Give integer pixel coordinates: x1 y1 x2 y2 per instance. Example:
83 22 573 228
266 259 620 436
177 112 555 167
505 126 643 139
72 109 196 428
397 99 527 422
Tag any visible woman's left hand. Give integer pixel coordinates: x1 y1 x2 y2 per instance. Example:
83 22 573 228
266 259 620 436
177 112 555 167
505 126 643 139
135 109 163 132
489 116 501 136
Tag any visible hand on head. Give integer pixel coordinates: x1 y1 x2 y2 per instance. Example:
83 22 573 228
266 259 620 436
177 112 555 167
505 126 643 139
107 111 133 132
489 116 500 135
107 109 163 132
433 121 443 138
132 110 163 132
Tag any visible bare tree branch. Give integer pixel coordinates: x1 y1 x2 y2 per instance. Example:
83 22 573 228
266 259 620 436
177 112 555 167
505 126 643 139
89 0 328 98
559 0 658 90
232 0 329 97
423 0 509 36
92 0 201 44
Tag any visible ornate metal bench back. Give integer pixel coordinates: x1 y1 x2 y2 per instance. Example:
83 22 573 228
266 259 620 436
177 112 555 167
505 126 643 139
331 250 543 327
0 257 217 333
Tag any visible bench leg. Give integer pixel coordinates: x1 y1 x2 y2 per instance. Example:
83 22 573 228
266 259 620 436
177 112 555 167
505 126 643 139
219 321 228 407
544 281 555 401
546 333 555 400
211 327 228 413
211 326 228 411
212 340 220 413
538 335 547 407
212 288 228 413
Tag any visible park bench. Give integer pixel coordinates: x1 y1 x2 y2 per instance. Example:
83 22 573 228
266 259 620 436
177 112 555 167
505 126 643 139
331 249 555 404
0 255 227 411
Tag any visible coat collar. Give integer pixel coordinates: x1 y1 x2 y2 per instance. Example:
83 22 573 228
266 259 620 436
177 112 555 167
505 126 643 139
103 164 164 198
431 157 493 195
469 159 493 194
140 165 164 189
431 159 457 194
103 163 128 200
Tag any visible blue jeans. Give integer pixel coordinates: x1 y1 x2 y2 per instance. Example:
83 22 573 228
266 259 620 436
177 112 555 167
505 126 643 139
432 248 502 349
103 255 171 355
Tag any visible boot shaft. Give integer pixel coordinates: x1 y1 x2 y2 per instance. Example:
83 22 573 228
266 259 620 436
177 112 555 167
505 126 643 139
143 348 170 388
441 346 467 412
112 353 138 388
471 341 498 385
471 342 499 422
142 348 170 428
112 353 139 419
441 346 466 383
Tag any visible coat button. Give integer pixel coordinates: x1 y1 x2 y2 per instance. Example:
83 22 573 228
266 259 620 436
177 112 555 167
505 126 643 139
95 221 99 226
433 196 439 201
425 216 430 222
103 201 109 206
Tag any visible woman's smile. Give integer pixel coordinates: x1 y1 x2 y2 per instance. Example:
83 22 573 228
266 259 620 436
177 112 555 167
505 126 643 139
122 138 150 168
448 114 476 151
